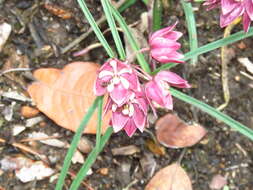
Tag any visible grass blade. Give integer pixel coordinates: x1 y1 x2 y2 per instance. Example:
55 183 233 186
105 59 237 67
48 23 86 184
153 27 253 74
110 4 151 73
77 0 115 58
153 0 163 31
55 97 100 190
69 127 113 190
170 88 253 141
181 0 198 65
118 0 137 12
95 96 103 151
101 0 126 60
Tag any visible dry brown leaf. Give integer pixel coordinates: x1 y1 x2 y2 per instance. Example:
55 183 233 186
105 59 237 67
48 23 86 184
145 139 166 156
44 3 72 19
28 62 110 134
145 163 192 190
156 114 207 148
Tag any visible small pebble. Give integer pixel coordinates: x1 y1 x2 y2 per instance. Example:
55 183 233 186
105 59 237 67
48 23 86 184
21 106 40 118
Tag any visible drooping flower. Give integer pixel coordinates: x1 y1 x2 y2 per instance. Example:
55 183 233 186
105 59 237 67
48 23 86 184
149 22 184 63
94 59 140 106
145 71 190 110
105 90 148 137
204 0 253 32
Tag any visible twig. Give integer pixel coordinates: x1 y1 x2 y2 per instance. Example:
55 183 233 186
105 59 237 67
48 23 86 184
19 135 63 143
217 17 241 111
177 148 187 164
0 68 31 77
73 43 102 56
60 0 127 54
122 179 138 190
0 137 49 164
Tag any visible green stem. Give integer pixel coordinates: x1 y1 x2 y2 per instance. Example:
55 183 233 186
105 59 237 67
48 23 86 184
170 88 253 141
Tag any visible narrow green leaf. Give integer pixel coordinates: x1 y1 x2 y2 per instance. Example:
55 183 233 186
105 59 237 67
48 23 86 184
95 96 103 151
77 0 115 58
55 97 100 190
118 0 137 12
110 4 151 73
69 127 113 190
142 0 148 5
153 27 253 74
170 88 253 141
153 0 163 31
101 0 126 60
181 0 198 65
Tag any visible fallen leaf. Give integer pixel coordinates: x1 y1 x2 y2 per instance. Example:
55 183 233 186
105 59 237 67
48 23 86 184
156 114 207 148
145 163 192 190
0 156 54 183
25 116 44 127
27 62 110 134
209 174 227 190
0 22 11 52
145 139 166 156
72 150 84 164
238 57 253 74
112 145 140 156
28 132 67 148
12 125 26 136
2 91 31 102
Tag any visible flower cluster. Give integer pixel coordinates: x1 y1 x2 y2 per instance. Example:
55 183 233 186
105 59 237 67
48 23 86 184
204 0 253 32
94 24 190 137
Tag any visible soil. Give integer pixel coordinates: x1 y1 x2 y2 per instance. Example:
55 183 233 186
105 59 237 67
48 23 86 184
0 0 253 190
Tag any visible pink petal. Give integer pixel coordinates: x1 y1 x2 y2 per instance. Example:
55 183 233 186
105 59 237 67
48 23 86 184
150 37 181 50
133 105 146 132
221 0 240 15
163 93 173 110
243 12 251 32
94 78 107 96
151 49 184 63
112 110 129 132
163 31 183 41
121 71 140 91
245 0 253 20
110 84 129 106
155 71 191 88
124 119 137 137
145 81 164 107
220 6 244 27
150 22 177 42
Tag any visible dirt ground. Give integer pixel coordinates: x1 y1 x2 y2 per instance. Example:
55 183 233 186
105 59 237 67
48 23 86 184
0 0 253 190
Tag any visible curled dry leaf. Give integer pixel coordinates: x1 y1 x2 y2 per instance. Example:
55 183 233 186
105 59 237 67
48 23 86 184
27 62 110 134
145 163 192 190
156 114 207 148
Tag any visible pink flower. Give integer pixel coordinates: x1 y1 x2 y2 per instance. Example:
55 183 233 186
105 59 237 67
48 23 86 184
204 0 253 32
105 91 148 137
94 59 140 106
149 22 184 63
204 0 221 10
145 71 190 110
